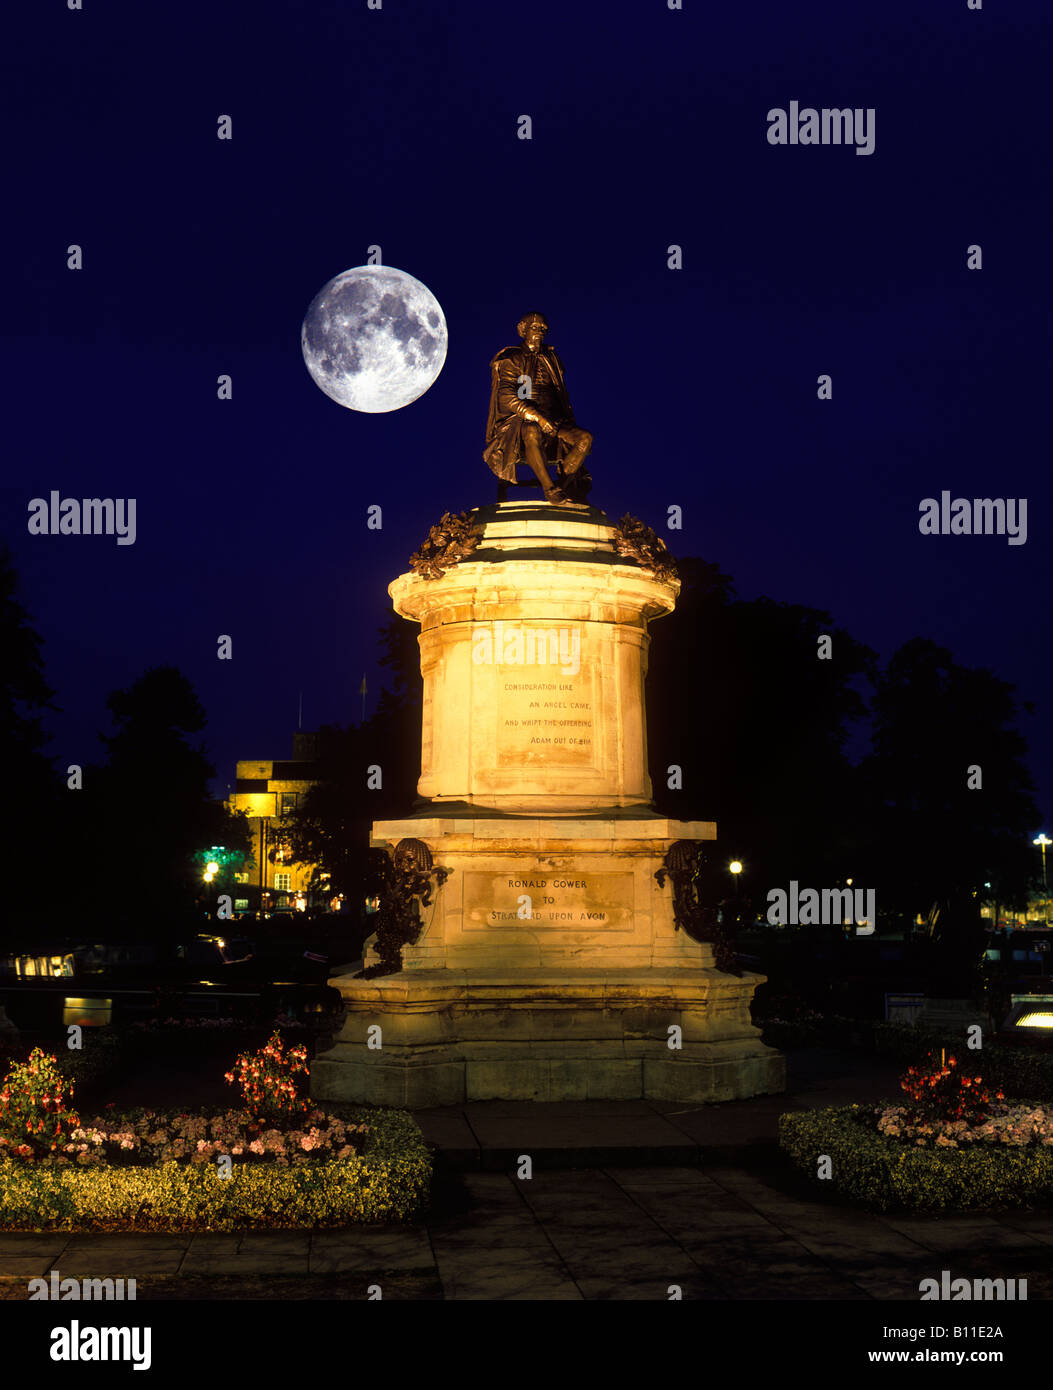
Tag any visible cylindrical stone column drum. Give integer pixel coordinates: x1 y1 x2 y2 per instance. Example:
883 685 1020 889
388 502 678 814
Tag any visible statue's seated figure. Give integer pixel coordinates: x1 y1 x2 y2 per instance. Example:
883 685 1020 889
483 312 594 503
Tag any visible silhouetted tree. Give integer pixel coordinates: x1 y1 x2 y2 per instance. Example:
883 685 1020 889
855 638 1039 993
0 548 61 932
648 556 876 917
74 666 251 928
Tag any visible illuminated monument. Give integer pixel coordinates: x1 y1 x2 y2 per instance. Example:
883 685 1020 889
312 315 784 1106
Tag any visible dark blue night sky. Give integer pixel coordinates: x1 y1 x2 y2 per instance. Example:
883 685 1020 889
3 1 1050 822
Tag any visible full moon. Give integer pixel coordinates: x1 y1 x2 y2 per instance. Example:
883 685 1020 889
301 265 448 413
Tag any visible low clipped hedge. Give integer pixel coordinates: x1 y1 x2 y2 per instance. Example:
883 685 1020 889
0 1106 430 1232
779 1104 1053 1213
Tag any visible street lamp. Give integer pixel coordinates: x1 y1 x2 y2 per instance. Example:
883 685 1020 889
1034 834 1051 891
1035 834 1052 924
728 860 743 924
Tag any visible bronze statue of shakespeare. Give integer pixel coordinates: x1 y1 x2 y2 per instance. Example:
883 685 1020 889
483 313 594 503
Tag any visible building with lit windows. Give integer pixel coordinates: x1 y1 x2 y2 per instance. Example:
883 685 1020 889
226 733 319 912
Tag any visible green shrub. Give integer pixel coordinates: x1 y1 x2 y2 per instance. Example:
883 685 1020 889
779 1104 1053 1212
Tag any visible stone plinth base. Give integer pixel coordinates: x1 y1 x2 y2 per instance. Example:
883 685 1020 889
369 813 720 972
311 968 785 1107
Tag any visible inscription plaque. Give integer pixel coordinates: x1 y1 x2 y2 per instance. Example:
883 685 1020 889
486 622 595 769
462 870 634 930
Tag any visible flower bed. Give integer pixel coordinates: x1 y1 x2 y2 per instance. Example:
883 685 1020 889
4 1105 370 1167
779 1104 1053 1212
779 1052 1053 1211
0 1039 430 1230
876 1102 1053 1149
0 1104 430 1230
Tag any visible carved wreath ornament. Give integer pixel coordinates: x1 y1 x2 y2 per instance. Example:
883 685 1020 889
369 838 451 975
655 842 740 975
409 511 480 580
613 514 678 584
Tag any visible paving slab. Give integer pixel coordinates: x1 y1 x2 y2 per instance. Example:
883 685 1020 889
414 1111 480 1166
180 1246 309 1276
845 1262 933 1301
56 1249 187 1276
59 1234 192 1251
650 1098 801 1160
461 1108 699 1170
427 1173 581 1299
999 1211 1053 1246
463 1099 658 1116
235 1232 312 1253
0 1257 66 1278
180 1230 311 1276
0 1236 71 1256
184 1233 244 1254
515 1170 727 1296
309 1226 434 1274
878 1214 1049 1254
575 1275 724 1300
603 1165 712 1188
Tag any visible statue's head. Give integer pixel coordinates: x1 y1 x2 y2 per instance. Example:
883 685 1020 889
517 312 548 351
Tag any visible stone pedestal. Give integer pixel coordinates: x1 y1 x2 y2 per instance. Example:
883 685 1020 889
312 501 784 1106
395 502 672 813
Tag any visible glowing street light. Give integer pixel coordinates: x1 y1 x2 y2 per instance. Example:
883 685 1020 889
1034 834 1051 892
727 860 744 923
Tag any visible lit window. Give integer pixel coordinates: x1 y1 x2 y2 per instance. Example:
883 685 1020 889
275 871 292 892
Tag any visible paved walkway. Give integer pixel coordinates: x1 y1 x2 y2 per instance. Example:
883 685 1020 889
3 1166 1050 1301
2 1050 1050 1300
412 1045 899 1169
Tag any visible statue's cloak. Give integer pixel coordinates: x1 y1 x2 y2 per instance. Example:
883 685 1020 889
483 344 575 482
